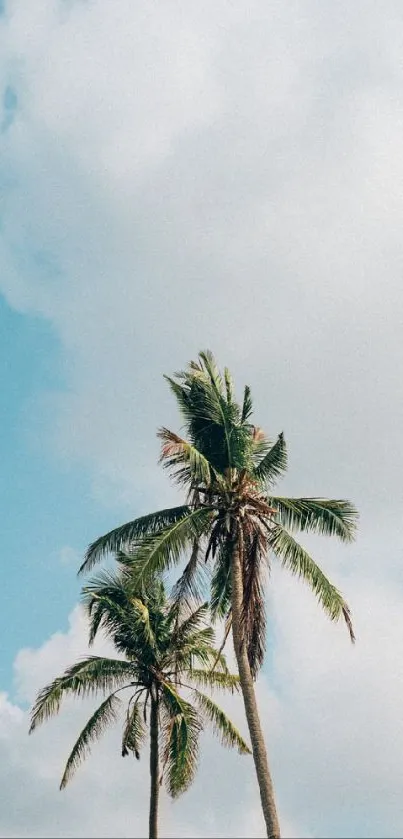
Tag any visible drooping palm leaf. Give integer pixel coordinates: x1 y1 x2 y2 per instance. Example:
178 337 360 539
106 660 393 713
29 657 135 732
160 683 201 797
121 697 146 758
83 583 148 651
210 541 232 620
241 531 268 678
269 523 355 641
60 693 121 788
192 690 250 754
85 594 133 646
170 539 209 609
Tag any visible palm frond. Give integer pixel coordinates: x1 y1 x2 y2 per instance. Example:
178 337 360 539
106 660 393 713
171 633 223 672
86 597 133 648
161 684 201 798
123 508 213 584
268 497 358 542
130 597 156 648
80 506 191 574
198 350 225 396
254 433 287 486
241 531 268 678
158 427 213 487
166 604 212 675
170 540 208 609
163 375 195 426
30 657 134 732
249 426 272 464
269 524 355 641
240 385 252 424
171 624 215 659
60 694 121 788
223 367 234 405
121 697 146 758
192 691 250 754
210 612 232 673
82 581 145 650
170 602 209 641
210 541 232 620
187 669 239 693
82 570 131 643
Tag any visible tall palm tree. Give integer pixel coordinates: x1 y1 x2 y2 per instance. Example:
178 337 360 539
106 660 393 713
80 351 358 838
30 568 250 839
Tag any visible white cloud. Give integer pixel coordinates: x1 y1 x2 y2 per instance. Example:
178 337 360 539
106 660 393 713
1 0 403 512
266 567 403 838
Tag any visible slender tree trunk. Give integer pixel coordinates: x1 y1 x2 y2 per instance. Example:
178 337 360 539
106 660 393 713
149 691 160 839
231 545 281 839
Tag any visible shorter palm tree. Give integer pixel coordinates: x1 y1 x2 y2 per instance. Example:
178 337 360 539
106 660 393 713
29 570 250 839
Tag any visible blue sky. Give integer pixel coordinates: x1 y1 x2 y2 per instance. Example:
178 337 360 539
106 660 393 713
0 296 115 690
1 1 403 837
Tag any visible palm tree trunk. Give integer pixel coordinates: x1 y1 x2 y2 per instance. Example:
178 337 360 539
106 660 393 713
149 691 160 839
231 545 281 839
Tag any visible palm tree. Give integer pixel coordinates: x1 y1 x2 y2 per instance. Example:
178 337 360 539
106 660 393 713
29 568 250 839
80 351 358 838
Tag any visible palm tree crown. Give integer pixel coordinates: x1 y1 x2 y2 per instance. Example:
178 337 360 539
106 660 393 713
81 351 357 676
30 568 249 836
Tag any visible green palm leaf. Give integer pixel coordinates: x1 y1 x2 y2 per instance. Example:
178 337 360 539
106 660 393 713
161 683 201 797
29 657 135 732
60 693 121 788
121 697 146 758
158 427 213 487
269 523 355 641
169 602 210 645
83 589 133 646
130 598 156 648
268 497 358 542
254 433 287 486
170 540 208 609
123 508 213 583
241 385 253 422
83 583 151 651
192 690 250 754
224 367 235 404
210 541 232 620
80 506 191 574
171 636 224 673
187 669 240 693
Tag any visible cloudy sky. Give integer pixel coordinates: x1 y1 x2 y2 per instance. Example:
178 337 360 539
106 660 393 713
1 0 403 836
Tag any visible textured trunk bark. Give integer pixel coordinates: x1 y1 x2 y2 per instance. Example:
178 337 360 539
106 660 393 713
231 545 281 839
149 693 160 839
